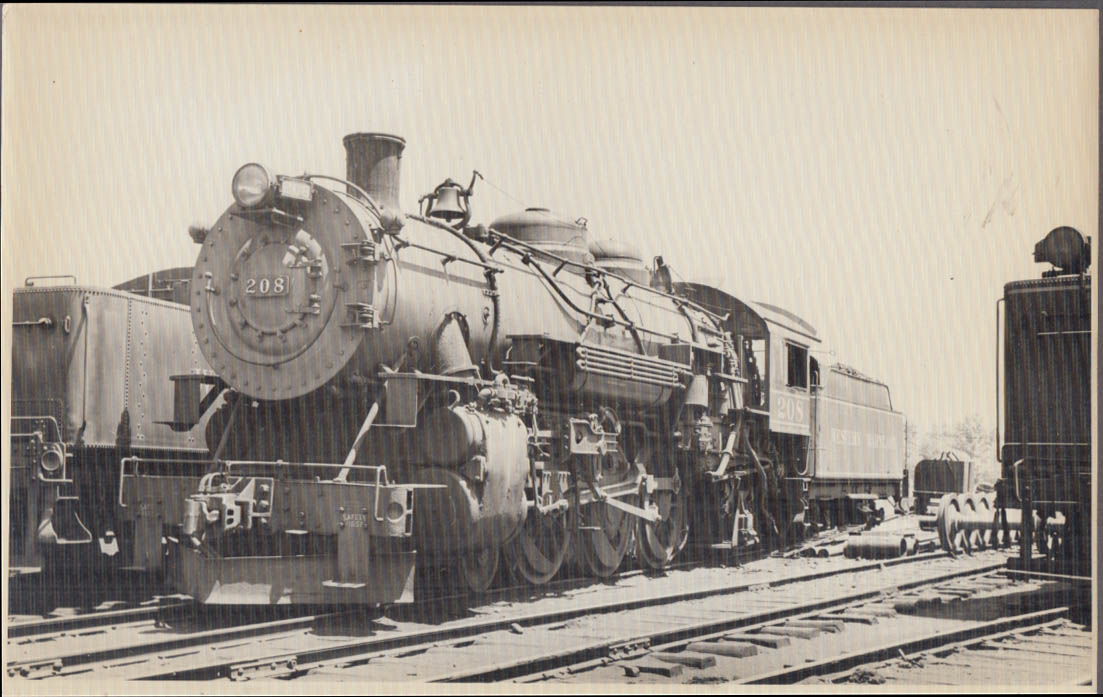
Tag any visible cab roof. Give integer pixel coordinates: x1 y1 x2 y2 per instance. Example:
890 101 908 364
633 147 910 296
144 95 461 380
675 282 819 343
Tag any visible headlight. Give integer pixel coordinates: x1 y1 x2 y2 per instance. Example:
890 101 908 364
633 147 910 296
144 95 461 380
40 444 64 474
232 163 273 208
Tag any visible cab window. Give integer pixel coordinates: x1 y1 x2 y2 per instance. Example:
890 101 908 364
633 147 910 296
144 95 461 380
786 343 808 389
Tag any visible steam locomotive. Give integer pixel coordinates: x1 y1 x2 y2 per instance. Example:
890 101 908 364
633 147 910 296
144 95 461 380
997 226 1091 573
10 269 213 575
127 133 905 604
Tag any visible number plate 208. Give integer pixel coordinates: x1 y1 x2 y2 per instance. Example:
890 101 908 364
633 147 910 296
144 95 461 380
245 276 289 296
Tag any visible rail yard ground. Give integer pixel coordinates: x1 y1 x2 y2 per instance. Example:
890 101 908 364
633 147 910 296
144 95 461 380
5 513 1094 689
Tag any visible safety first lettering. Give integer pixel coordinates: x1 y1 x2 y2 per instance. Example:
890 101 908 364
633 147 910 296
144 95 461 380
343 512 368 529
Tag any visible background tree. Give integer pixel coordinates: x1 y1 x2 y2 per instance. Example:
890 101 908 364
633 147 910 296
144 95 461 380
915 415 999 485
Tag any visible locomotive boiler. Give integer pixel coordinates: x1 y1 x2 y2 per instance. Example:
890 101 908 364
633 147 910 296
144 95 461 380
134 132 906 604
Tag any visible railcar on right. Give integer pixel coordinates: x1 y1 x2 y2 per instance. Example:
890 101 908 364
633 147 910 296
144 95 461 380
998 225 1091 574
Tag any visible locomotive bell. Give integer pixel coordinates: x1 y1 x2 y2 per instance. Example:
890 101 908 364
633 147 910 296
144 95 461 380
427 181 467 222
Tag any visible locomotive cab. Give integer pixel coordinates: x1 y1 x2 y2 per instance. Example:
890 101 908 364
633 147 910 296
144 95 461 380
676 283 905 542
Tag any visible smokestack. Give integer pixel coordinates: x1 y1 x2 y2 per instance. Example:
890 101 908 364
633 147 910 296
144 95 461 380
343 132 406 218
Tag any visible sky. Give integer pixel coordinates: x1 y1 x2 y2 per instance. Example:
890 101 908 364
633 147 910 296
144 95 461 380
1 5 1098 444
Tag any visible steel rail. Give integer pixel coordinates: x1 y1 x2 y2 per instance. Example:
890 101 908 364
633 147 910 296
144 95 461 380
137 551 959 681
741 606 1072 685
6 553 701 680
7 601 191 639
518 566 1013 683
6 611 331 679
1001 568 1092 584
430 559 1007 682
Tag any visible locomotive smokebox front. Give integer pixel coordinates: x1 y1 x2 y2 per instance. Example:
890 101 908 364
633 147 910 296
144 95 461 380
191 134 407 401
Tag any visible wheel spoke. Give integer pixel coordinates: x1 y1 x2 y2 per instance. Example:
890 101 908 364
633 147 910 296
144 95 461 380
578 499 635 578
637 486 689 570
506 510 569 585
458 546 499 594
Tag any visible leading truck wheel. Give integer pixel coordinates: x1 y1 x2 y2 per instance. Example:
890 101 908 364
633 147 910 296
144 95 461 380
506 508 570 585
636 470 689 570
458 546 500 594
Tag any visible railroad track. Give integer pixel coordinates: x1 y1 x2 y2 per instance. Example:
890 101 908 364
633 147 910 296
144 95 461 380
309 555 1078 686
7 576 166 617
4 519 873 657
4 518 888 641
518 562 1089 686
7 600 192 639
5 555 669 653
796 614 1093 687
7 546 959 681
430 555 1022 683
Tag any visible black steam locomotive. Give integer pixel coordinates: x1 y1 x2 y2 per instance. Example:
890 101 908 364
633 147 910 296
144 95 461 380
124 133 906 604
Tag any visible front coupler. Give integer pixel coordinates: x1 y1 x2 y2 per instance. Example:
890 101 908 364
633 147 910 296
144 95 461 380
173 462 423 605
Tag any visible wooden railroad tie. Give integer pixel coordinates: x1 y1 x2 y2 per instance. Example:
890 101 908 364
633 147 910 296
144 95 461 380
723 633 790 648
757 625 821 639
623 662 683 678
686 641 759 658
653 652 717 669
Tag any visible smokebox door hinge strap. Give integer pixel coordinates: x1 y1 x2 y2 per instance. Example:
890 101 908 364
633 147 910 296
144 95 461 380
341 239 379 264
341 303 381 330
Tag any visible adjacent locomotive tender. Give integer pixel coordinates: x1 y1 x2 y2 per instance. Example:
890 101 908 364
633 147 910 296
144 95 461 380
997 226 1092 573
130 133 905 604
10 269 214 574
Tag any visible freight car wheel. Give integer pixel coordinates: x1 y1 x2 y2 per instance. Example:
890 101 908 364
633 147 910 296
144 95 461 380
637 469 689 570
459 546 500 594
935 493 973 557
964 494 987 551
506 509 570 585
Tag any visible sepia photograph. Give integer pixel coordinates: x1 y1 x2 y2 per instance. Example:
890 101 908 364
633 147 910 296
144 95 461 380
1 4 1098 692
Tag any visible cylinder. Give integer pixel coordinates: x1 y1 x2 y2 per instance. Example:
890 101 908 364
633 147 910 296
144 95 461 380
343 132 405 213
844 533 907 559
418 406 486 466
413 408 530 556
